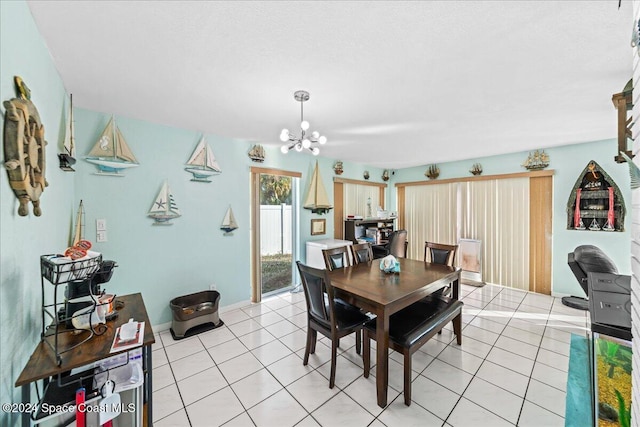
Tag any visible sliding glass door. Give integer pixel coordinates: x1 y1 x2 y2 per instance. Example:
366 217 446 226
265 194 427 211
251 168 301 302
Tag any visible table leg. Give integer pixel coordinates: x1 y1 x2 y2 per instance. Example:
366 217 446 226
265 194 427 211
143 345 153 426
21 384 29 427
375 311 390 408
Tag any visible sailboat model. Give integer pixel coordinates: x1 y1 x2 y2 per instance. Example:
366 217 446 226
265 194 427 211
85 116 139 176
148 181 181 225
185 137 221 182
248 144 265 162
71 200 85 246
221 206 238 234
58 94 76 171
304 161 333 214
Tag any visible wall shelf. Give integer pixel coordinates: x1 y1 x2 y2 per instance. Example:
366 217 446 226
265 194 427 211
566 161 626 232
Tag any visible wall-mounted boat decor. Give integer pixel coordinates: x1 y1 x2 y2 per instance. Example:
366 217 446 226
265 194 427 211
185 136 221 182
71 200 85 246
220 206 238 235
3 76 48 216
304 161 333 214
248 144 265 162
148 181 181 225
469 163 483 176
522 150 549 170
58 93 76 172
85 116 139 176
425 164 439 180
334 161 343 175
566 160 625 232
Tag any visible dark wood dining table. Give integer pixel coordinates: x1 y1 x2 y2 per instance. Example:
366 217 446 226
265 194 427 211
327 258 461 407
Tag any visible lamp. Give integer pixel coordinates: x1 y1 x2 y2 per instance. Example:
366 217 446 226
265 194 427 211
280 90 327 155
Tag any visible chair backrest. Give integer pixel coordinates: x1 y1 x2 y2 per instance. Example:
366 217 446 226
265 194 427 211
296 261 336 326
568 244 618 295
424 242 458 267
322 246 351 271
388 230 408 258
350 242 373 264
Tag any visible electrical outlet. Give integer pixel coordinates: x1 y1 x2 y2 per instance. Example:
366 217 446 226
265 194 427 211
96 231 107 242
209 283 216 291
96 219 107 231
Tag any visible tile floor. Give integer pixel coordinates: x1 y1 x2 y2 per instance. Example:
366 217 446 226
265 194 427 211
151 283 589 427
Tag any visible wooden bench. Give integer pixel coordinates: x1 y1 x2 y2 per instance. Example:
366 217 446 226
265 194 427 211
363 294 463 406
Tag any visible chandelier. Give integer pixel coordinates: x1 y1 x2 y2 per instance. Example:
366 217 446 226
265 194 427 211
280 90 327 155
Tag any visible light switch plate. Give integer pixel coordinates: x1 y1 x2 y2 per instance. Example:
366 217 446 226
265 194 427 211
96 219 107 231
97 231 107 242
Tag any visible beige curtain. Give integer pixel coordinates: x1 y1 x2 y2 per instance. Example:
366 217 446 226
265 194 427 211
404 183 458 261
344 183 381 218
460 178 530 289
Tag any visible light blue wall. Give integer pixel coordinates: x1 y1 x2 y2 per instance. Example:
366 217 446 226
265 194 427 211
0 1 74 424
71 108 385 325
388 139 631 297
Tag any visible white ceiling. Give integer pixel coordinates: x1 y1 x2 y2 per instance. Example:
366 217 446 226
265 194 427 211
27 1 633 169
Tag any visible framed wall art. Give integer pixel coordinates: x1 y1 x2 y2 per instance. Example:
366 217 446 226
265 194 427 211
311 218 326 235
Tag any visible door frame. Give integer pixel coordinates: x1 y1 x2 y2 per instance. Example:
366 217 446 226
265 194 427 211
333 177 387 239
250 167 302 303
395 169 553 294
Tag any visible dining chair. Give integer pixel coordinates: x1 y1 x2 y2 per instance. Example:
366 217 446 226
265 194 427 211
296 261 371 388
350 242 373 264
424 241 458 297
424 242 458 266
322 246 351 271
372 229 408 259
362 292 463 405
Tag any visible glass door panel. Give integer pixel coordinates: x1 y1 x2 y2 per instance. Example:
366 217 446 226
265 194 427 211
259 174 298 296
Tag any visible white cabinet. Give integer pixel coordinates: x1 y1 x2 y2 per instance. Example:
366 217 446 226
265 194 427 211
305 239 353 269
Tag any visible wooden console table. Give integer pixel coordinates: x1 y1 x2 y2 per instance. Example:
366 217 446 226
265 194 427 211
16 293 155 426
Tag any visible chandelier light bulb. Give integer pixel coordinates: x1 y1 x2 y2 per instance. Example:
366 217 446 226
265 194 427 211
302 139 311 149
280 145 289 154
311 131 319 139
311 147 319 156
301 120 310 131
294 143 303 152
318 135 327 145
280 130 289 142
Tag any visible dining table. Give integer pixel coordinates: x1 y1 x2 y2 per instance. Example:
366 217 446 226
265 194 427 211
327 258 461 408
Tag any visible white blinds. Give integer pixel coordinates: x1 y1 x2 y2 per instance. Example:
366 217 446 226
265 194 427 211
402 177 530 289
404 183 458 261
344 183 380 218
460 178 530 289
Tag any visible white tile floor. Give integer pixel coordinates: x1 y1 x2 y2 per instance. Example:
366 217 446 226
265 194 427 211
151 283 589 427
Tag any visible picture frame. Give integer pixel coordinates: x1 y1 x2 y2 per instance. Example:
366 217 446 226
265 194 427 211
311 218 326 235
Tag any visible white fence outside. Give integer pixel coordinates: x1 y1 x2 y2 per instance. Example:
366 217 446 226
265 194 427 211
260 204 292 255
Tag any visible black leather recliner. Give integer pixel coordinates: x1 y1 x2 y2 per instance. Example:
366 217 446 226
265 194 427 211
562 245 619 310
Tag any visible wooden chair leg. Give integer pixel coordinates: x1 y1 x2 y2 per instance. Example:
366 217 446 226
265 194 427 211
404 350 412 406
453 314 462 345
310 329 318 354
329 338 338 389
355 330 362 355
363 329 370 378
303 327 314 365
